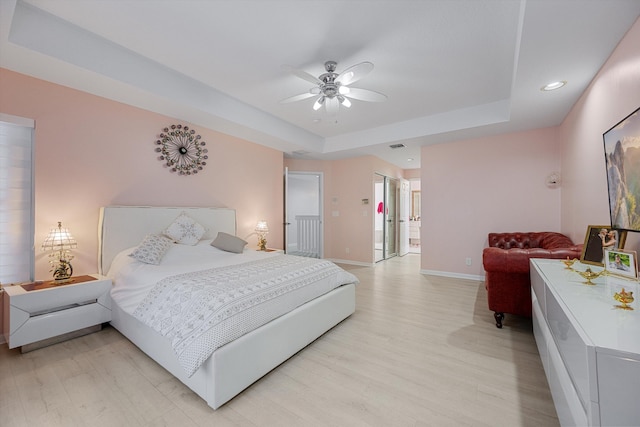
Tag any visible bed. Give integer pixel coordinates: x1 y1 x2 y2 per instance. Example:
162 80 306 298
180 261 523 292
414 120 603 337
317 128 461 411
98 206 357 409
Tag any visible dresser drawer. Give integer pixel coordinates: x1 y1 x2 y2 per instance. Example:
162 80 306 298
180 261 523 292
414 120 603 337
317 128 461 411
530 261 547 316
597 351 640 426
545 287 592 412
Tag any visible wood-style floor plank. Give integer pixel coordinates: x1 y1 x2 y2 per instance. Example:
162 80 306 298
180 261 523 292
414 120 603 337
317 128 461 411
0 254 558 426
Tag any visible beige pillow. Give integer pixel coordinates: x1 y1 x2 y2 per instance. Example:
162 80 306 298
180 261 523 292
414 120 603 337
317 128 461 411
211 232 247 253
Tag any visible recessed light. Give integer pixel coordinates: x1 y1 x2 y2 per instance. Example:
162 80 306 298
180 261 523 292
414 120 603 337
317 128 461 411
407 158 414 162
541 81 567 91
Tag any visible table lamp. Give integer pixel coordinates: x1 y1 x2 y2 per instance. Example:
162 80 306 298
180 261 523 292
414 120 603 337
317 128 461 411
255 220 269 251
42 221 77 282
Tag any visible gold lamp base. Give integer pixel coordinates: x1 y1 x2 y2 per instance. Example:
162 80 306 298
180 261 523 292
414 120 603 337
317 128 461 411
50 253 73 282
257 235 267 251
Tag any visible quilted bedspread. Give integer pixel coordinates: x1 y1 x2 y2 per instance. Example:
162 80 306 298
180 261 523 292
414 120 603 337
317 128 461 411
133 255 358 376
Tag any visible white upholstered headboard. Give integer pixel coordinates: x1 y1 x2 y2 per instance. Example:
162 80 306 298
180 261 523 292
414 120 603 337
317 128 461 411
98 206 237 275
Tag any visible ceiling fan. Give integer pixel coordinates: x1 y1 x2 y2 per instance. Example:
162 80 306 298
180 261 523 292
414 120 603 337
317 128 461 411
280 60 387 114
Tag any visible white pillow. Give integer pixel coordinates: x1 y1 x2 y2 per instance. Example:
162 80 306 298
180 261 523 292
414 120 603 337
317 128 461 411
129 234 173 265
211 232 247 253
163 212 206 245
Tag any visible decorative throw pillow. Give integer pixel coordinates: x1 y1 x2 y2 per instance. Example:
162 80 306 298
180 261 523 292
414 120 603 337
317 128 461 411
211 232 248 254
163 212 206 245
129 234 173 265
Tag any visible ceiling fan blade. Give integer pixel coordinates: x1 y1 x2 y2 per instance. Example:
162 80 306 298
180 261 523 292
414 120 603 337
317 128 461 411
344 87 387 102
283 65 322 85
335 61 374 86
279 92 317 104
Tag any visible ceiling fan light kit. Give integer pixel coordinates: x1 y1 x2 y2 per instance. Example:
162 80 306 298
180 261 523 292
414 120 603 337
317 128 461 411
281 60 387 113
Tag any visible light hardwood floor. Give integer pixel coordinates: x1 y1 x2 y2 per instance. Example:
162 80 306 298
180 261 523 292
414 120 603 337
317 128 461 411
0 255 559 426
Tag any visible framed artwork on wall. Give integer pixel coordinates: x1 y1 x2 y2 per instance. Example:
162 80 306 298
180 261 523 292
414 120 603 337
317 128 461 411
580 225 627 266
603 106 640 231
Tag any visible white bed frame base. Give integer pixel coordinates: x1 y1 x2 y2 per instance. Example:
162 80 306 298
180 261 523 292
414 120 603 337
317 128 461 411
98 206 356 409
111 283 355 409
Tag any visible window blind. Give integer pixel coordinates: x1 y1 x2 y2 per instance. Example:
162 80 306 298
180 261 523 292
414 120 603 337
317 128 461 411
0 116 35 284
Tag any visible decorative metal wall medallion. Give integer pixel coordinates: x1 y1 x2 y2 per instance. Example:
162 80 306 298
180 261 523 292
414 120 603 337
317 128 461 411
155 124 208 175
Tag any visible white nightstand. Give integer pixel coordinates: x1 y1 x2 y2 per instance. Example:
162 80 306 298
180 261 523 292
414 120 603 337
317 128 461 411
2 274 112 352
262 248 284 253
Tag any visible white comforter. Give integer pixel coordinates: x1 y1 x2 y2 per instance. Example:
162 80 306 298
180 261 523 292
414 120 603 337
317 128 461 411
108 241 358 376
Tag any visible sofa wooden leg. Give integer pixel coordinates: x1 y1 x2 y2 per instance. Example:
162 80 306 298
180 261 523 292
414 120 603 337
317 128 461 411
494 312 504 328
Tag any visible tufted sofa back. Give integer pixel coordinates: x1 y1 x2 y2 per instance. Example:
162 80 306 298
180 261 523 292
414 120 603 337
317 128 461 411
488 232 574 250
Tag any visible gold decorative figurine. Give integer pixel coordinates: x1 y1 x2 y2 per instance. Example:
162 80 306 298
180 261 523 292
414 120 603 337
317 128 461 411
577 267 603 285
613 288 634 310
562 257 578 270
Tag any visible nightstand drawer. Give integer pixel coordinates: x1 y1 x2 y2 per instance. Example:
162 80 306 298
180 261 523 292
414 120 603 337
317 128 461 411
3 274 112 349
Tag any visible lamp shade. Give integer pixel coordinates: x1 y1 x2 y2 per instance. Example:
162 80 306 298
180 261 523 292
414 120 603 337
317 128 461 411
255 220 269 234
41 221 77 251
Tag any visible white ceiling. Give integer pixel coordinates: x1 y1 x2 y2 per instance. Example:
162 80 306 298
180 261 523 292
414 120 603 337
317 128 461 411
1 0 639 169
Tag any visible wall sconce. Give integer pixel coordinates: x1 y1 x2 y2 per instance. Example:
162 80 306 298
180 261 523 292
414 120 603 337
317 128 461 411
546 172 561 188
255 220 269 251
41 221 77 282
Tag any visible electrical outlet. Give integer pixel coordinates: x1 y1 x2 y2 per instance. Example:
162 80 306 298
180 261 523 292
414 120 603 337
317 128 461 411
346 247 350 254
465 257 472 266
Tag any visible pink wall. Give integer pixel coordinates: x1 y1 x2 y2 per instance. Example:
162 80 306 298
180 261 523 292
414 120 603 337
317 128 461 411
418 17 640 279
0 69 284 280
560 18 640 250
2 14 636 287
420 127 562 278
403 168 421 180
286 155 404 264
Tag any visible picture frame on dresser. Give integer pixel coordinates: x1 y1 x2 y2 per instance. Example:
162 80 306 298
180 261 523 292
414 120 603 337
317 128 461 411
604 248 638 280
580 224 626 266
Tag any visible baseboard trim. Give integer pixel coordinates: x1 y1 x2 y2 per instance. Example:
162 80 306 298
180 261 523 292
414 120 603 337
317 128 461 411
328 259 375 267
327 259 485 280
421 269 485 282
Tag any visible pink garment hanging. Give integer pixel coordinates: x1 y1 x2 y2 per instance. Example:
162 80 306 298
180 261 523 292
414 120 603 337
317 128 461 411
377 202 384 213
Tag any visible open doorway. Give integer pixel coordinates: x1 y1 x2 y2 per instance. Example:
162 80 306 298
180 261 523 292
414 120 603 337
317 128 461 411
409 179 421 253
284 170 323 258
374 173 399 262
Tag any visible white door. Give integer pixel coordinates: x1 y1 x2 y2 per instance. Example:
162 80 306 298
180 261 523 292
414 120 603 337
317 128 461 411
284 167 289 252
385 178 398 258
399 179 410 256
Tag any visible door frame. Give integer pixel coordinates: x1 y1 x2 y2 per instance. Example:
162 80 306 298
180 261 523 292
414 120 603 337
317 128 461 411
399 179 410 256
284 169 324 258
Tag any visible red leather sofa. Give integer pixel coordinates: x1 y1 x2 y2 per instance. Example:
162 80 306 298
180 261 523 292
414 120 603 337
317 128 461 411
482 232 582 328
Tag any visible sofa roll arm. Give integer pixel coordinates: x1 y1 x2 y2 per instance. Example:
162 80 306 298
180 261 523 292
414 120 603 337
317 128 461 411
483 247 533 274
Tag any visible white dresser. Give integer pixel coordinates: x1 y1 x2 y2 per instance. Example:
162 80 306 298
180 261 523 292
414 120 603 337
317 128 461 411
530 259 640 426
